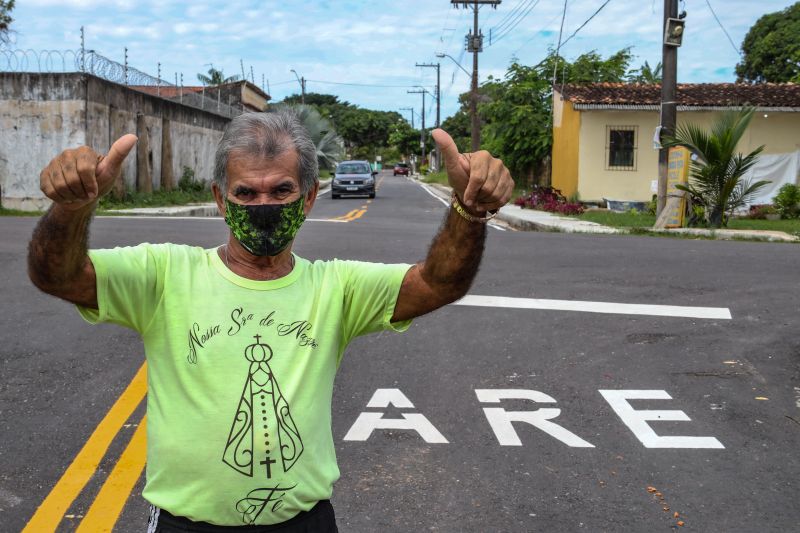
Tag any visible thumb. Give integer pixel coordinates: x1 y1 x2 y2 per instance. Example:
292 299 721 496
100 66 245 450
432 128 468 176
97 134 138 178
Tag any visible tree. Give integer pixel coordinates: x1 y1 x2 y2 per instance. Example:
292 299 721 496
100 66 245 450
277 104 345 170
479 63 553 184
627 60 662 83
387 120 433 160
472 48 634 185
0 0 15 46
440 94 471 154
663 107 769 228
197 66 239 86
736 2 800 83
282 93 343 107
555 48 633 84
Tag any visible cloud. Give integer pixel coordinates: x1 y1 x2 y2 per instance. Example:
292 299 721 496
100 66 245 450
9 0 796 118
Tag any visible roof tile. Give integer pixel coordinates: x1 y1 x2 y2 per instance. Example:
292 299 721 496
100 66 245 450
560 82 800 107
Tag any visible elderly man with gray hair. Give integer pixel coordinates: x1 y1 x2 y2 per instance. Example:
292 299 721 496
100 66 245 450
28 108 513 532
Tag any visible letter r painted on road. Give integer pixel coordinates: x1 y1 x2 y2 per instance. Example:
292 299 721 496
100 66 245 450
598 390 724 449
475 389 595 448
343 389 449 444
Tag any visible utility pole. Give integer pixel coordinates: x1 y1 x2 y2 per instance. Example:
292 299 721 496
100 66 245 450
291 69 306 104
416 62 441 170
657 0 685 216
400 107 414 129
408 89 427 167
452 0 501 152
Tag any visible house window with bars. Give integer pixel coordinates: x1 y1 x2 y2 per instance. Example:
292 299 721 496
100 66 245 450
606 126 638 170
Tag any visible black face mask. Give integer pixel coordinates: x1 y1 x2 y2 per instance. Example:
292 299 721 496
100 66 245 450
224 196 306 256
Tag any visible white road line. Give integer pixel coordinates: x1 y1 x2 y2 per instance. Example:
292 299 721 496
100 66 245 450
455 294 732 320
413 180 506 231
96 216 346 223
96 215 223 220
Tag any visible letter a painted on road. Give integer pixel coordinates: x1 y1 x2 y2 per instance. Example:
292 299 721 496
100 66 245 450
343 389 449 443
475 389 595 448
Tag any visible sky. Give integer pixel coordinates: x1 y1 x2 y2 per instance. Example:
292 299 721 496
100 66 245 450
6 0 797 123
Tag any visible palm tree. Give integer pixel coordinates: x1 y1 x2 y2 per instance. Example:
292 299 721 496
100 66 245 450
627 61 662 83
197 65 239 86
278 104 345 170
663 107 768 228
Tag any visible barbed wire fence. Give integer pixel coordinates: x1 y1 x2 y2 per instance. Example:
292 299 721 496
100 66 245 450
0 46 244 118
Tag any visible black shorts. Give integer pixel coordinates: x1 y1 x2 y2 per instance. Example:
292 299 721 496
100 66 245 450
147 500 338 533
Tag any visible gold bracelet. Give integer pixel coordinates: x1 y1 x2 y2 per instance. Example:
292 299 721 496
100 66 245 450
450 192 497 223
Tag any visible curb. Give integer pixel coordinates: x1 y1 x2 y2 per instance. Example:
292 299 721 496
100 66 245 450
418 181 797 241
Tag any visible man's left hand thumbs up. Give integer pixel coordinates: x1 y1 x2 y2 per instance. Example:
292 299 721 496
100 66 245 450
432 128 514 215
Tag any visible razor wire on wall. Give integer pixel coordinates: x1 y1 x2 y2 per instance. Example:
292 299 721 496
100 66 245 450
1 48 243 118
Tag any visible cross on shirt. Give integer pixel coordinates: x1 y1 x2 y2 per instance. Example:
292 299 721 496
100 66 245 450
260 456 276 478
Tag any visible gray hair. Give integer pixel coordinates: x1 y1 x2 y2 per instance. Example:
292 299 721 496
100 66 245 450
213 108 319 194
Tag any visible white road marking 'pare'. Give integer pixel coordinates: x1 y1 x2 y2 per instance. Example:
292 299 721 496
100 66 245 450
455 294 732 320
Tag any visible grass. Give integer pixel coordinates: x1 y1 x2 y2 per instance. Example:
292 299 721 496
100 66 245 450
576 210 800 236
726 218 800 234
423 171 529 200
0 207 43 216
98 188 214 210
578 211 656 228
422 171 449 186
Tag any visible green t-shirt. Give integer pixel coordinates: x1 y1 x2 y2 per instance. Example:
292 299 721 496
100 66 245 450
77 243 412 526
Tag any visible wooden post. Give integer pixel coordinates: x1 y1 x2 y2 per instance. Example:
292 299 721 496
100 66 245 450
161 118 174 191
136 113 152 193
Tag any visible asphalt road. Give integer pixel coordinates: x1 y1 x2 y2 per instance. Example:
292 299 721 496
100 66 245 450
1 170 799 532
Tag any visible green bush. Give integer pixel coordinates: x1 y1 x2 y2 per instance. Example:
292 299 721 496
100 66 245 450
178 166 205 193
647 194 657 215
773 183 800 219
419 163 429 175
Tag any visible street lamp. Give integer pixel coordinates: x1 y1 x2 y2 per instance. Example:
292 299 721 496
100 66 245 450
290 69 306 104
437 52 480 151
436 52 472 78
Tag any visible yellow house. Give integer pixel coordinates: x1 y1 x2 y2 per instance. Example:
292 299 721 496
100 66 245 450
551 83 800 204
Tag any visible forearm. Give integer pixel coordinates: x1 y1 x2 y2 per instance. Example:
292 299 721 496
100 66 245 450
419 206 486 301
28 203 94 291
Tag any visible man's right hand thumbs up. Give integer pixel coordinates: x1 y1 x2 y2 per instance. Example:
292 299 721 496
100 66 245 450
40 134 138 212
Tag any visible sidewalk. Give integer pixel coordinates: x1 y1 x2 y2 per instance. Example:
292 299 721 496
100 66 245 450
419 180 798 242
421 181 620 234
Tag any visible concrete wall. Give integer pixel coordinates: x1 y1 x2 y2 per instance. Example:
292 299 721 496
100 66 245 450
0 73 230 210
575 108 800 203
0 74 87 210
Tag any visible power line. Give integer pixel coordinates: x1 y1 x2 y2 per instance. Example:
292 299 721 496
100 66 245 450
559 0 613 49
704 0 740 56
492 0 540 44
305 79 434 89
552 0 569 87
489 0 531 35
511 10 564 56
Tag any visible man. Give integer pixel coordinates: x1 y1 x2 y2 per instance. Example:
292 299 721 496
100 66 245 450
28 109 512 532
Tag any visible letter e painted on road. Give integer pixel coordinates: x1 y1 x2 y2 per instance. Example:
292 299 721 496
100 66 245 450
343 389 449 444
598 390 724 449
475 389 594 448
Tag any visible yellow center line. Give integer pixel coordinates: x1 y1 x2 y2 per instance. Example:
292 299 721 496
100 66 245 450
76 416 148 533
347 209 368 221
22 363 148 533
333 208 360 221
330 174 385 222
